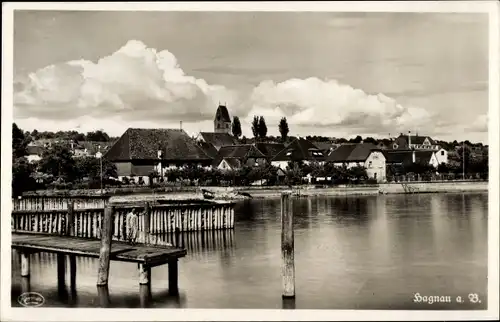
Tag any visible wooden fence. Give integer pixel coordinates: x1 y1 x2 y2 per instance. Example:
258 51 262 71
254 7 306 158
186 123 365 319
11 202 235 243
12 196 109 211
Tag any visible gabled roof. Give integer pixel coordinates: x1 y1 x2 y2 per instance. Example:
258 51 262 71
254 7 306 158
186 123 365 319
383 150 435 165
271 138 325 162
220 158 241 169
105 128 212 161
212 144 266 167
214 104 231 123
197 141 218 158
199 132 237 147
312 141 336 152
27 145 44 155
327 143 378 162
397 134 436 145
255 142 286 159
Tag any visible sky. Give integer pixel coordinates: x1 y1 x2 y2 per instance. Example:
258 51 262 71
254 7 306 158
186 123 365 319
12 10 489 143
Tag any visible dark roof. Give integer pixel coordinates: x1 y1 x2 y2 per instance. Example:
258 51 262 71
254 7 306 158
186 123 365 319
397 134 436 145
199 132 237 147
197 141 218 158
272 138 325 162
383 150 435 165
215 104 231 123
312 141 336 152
27 145 44 155
105 128 212 161
255 143 286 159
220 158 241 169
212 144 266 167
327 143 378 162
75 141 114 155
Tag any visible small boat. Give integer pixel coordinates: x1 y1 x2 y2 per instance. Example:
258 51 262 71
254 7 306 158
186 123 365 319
236 191 253 199
202 189 215 200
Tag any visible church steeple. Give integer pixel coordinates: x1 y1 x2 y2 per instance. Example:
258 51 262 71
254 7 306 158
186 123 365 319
214 103 231 134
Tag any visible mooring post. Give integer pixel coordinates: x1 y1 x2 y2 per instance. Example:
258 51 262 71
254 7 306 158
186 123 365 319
69 255 77 289
21 252 30 277
138 263 151 285
281 192 295 298
97 205 114 286
57 253 66 291
66 200 75 236
168 259 179 295
144 202 151 244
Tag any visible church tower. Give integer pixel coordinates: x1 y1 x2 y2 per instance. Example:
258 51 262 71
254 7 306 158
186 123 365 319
214 104 232 134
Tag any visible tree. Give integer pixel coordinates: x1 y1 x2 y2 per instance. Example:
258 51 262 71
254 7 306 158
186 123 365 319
75 156 117 182
350 135 363 143
258 116 267 139
13 123 31 158
39 144 78 182
232 116 242 138
437 162 449 174
364 137 377 144
279 117 289 142
251 116 260 139
86 130 110 142
12 157 37 197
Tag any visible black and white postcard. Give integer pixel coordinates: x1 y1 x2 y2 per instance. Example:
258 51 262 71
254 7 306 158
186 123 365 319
1 2 499 321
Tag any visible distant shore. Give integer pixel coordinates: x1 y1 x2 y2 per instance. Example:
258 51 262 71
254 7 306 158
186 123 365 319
21 181 488 201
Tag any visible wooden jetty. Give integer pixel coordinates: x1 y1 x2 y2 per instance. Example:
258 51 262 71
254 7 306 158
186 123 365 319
11 205 187 293
11 199 236 238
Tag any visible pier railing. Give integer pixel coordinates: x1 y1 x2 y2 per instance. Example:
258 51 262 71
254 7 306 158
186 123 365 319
11 202 235 243
12 195 109 211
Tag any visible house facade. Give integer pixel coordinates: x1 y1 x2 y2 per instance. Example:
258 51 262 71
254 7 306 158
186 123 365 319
270 138 325 169
392 132 441 151
105 128 213 184
212 144 267 170
26 146 43 163
327 143 386 182
384 150 440 173
435 148 448 165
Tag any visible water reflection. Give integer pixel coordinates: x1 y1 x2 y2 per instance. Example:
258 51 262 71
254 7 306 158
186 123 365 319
11 193 488 309
282 297 296 309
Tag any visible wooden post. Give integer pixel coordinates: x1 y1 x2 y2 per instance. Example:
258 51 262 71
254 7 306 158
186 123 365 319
144 202 151 244
138 263 151 285
66 201 75 236
168 259 179 295
21 252 30 277
69 255 77 289
97 286 110 308
281 192 295 298
97 205 114 286
57 253 66 290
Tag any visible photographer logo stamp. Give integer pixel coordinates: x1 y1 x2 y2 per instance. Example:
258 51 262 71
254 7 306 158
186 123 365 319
17 292 45 307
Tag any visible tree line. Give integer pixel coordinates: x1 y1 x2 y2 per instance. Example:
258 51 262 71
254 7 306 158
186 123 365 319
12 123 118 196
27 129 116 142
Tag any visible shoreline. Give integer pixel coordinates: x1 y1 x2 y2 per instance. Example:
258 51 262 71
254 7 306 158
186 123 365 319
21 181 489 201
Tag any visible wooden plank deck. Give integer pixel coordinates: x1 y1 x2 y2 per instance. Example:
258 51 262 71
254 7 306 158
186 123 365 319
12 232 187 266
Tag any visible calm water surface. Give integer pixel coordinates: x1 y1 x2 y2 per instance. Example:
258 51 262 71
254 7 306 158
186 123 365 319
11 192 488 309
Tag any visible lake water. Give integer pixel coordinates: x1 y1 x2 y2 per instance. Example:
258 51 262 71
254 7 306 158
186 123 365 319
11 192 488 310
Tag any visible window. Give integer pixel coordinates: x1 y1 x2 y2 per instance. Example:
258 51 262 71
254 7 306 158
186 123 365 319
217 124 220 129
374 173 377 179
368 161 372 167
441 151 444 156
393 144 398 149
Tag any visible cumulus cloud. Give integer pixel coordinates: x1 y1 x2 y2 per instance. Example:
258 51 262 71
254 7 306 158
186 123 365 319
243 77 433 134
14 40 237 122
14 39 436 137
